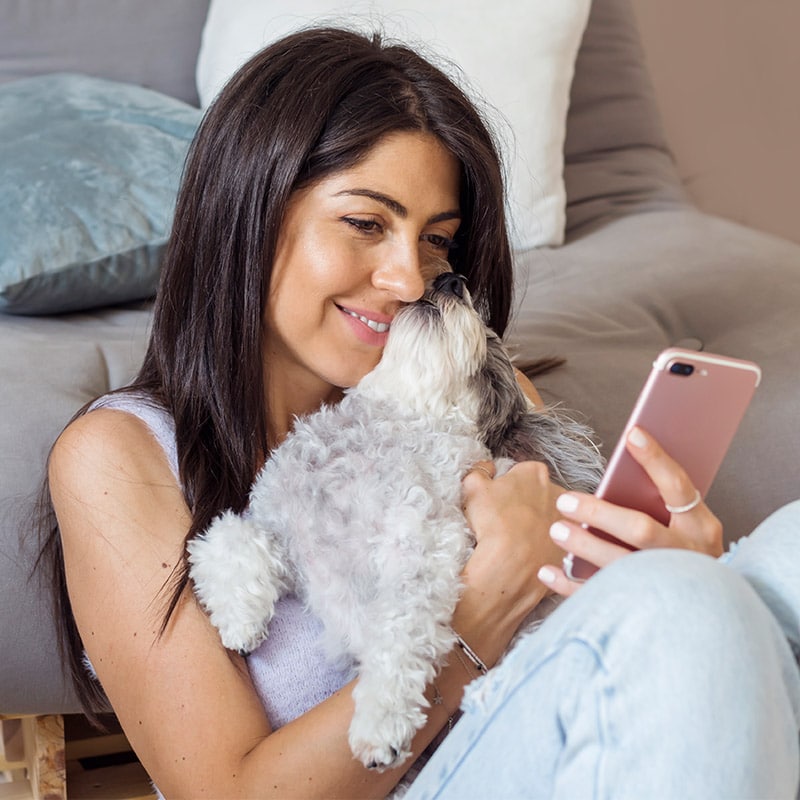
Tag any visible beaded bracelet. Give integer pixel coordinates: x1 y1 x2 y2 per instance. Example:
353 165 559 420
454 633 488 675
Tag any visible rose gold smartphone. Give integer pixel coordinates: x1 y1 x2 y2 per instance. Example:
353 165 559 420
563 348 761 582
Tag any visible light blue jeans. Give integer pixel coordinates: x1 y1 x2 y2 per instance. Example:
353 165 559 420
407 500 800 799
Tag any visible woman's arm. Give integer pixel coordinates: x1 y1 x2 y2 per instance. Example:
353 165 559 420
449 369 567 661
50 408 561 798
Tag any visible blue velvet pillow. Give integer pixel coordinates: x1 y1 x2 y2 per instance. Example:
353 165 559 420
0 73 201 315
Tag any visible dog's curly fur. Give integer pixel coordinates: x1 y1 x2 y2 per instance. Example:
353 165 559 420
188 271 604 770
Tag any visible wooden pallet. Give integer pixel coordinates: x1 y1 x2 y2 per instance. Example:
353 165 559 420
1 714 154 800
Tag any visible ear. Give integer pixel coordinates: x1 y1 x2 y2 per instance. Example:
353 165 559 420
495 408 605 493
474 333 527 447
474 333 604 493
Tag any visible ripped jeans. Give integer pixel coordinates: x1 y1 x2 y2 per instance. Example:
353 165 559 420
407 501 800 800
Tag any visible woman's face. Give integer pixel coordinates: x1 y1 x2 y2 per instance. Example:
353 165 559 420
264 131 461 410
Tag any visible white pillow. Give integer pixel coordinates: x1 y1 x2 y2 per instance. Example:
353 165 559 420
196 0 590 250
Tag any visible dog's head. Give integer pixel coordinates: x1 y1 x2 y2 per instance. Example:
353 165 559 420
355 263 605 491
356 266 505 425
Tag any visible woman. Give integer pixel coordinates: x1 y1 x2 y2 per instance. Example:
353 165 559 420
42 27 800 798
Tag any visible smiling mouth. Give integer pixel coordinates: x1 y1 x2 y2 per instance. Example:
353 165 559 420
338 305 391 333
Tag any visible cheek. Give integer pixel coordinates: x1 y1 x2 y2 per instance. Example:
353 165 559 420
264 288 324 351
272 236 353 309
267 250 328 330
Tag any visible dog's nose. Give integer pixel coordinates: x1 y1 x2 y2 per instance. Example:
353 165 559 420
433 272 467 299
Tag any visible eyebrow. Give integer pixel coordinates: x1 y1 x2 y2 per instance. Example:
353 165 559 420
334 188 460 225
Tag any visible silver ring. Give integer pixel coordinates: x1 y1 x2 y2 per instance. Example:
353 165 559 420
665 489 702 514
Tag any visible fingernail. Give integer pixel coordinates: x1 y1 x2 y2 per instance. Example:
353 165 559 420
550 521 570 542
628 426 648 448
556 493 579 513
538 566 556 584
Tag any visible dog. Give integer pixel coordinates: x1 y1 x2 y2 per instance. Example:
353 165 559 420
188 268 604 770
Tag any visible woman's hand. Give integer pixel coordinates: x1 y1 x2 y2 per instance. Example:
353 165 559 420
539 425 724 597
454 460 567 665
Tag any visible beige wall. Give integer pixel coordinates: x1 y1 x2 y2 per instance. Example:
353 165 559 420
629 0 800 245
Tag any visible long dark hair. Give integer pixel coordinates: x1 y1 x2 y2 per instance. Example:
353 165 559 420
38 26 514 719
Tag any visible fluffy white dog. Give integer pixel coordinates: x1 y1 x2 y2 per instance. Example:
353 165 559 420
188 270 603 770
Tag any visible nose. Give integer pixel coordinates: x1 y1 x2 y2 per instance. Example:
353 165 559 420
433 272 467 299
372 251 426 302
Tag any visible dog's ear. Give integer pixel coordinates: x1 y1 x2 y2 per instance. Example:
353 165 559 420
474 334 528 450
474 333 604 492
494 409 604 493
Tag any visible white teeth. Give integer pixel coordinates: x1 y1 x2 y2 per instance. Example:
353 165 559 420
344 308 390 333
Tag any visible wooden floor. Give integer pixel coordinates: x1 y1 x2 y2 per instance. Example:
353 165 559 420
1 713 155 800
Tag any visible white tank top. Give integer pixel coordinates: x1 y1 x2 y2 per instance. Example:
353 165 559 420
89 393 352 729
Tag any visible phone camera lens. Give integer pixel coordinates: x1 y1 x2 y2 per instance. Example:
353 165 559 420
669 362 695 376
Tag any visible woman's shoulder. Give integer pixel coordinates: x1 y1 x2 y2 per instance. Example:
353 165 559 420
52 404 165 476
514 368 544 408
49 403 187 544
53 392 179 487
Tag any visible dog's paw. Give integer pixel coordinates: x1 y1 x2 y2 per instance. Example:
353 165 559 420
348 700 424 772
351 739 411 773
218 621 268 655
198 584 270 654
187 512 284 653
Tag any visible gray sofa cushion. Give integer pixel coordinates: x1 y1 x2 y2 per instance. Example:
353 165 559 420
0 0 209 106
0 0 206 715
1 307 150 714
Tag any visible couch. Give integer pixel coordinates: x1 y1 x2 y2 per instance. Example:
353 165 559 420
1 0 798 748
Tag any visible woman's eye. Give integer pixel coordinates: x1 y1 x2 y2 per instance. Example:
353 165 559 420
343 217 382 234
422 233 457 252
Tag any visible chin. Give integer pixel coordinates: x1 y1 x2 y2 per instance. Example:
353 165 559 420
324 355 384 391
